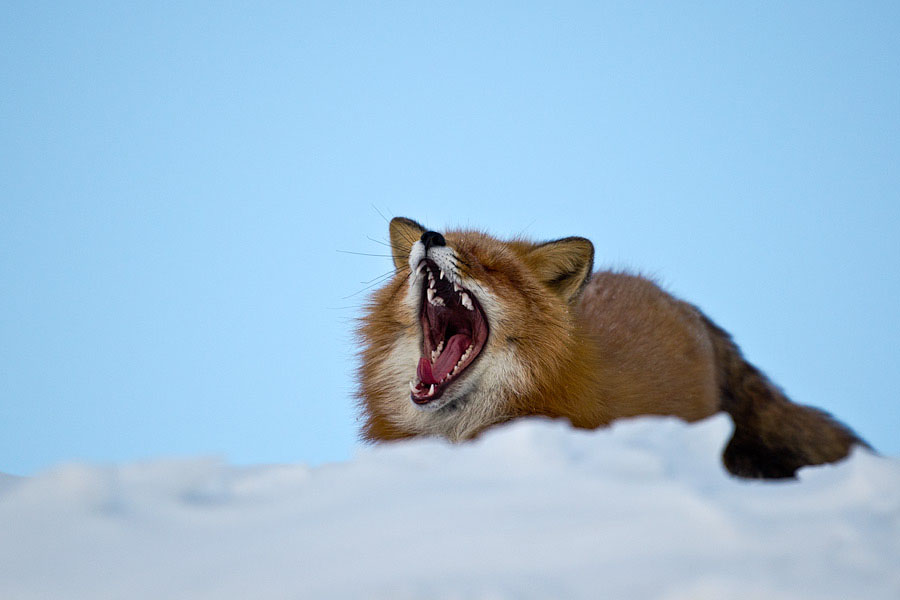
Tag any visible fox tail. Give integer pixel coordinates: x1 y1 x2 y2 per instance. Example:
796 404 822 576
702 314 868 479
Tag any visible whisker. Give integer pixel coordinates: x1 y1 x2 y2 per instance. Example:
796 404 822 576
341 264 412 300
354 317 416 329
451 254 470 267
338 250 405 259
397 229 416 246
342 279 397 300
372 204 392 225
450 256 474 279
361 267 408 285
367 236 407 252
360 267 410 284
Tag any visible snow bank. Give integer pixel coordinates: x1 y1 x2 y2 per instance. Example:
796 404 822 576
1 415 898 600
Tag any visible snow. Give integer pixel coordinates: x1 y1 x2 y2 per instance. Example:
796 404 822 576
1 415 898 600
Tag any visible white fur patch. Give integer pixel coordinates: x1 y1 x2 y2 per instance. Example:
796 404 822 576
426 246 460 285
407 240 426 273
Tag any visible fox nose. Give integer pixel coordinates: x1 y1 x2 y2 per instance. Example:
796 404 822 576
421 230 446 250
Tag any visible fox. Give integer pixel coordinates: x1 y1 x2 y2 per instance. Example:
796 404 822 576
357 217 868 479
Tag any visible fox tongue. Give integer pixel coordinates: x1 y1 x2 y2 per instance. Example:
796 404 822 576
417 334 472 385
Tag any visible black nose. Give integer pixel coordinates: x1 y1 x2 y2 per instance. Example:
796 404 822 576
420 230 446 250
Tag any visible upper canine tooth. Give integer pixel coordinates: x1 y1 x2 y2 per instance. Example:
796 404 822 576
453 283 461 292
439 270 445 280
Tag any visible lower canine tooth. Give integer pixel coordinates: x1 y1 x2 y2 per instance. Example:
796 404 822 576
460 292 473 310
409 380 418 393
429 384 435 395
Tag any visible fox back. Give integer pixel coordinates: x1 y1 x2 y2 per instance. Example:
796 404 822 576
357 218 866 478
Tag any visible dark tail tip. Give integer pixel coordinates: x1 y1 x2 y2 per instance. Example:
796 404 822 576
722 402 868 480
723 429 810 479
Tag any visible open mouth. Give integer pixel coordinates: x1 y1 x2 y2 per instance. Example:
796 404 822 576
410 259 489 405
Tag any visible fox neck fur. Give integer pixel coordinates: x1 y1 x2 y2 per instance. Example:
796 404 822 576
357 217 867 479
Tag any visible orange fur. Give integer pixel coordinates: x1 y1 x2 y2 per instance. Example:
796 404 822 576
357 218 867 478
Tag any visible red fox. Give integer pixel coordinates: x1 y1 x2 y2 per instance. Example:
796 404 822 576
357 217 868 479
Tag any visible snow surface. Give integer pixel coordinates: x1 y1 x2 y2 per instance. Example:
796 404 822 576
1 415 898 600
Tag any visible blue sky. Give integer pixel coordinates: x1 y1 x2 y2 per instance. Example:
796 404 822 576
2 2 898 475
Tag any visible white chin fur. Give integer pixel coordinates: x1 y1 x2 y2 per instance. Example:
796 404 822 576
411 395 453 413
407 240 426 272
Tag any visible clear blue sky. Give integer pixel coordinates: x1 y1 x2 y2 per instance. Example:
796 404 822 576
2 2 898 476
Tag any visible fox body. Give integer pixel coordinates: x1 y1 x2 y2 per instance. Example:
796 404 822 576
357 217 866 478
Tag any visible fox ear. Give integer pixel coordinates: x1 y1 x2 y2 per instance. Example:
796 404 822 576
526 237 594 304
389 217 426 270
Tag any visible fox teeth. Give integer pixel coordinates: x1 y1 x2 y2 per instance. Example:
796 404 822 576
460 292 473 311
461 346 472 363
445 345 475 378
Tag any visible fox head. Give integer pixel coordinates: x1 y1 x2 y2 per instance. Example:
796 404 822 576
357 217 595 442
